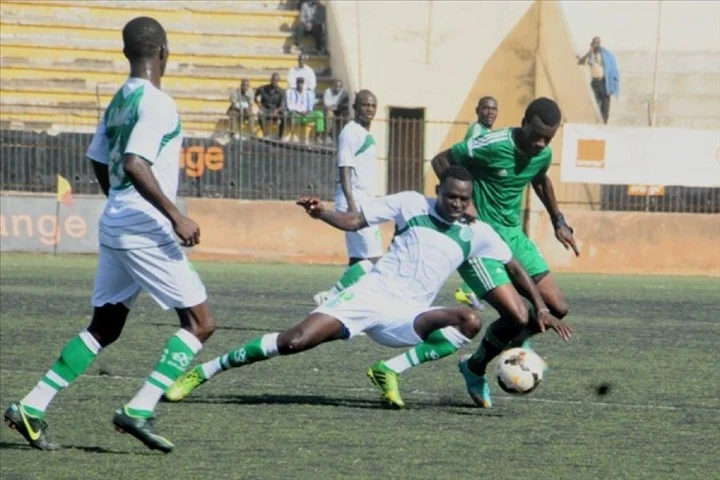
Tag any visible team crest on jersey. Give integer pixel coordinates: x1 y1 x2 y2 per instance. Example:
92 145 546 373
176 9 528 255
459 226 473 242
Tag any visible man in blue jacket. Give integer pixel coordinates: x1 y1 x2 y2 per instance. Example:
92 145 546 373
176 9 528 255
578 36 620 124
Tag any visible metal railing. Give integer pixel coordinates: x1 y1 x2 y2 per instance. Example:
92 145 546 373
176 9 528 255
1 105 718 213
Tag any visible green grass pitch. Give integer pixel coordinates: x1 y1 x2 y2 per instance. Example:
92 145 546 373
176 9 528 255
1 253 719 479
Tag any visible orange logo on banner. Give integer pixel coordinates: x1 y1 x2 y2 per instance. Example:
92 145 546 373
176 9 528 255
179 145 224 178
627 185 666 196
576 139 605 168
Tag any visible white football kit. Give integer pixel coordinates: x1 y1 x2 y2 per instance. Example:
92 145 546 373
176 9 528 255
334 120 383 259
315 191 512 347
86 77 207 310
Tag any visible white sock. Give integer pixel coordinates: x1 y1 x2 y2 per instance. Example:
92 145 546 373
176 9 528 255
201 358 223 380
383 354 414 374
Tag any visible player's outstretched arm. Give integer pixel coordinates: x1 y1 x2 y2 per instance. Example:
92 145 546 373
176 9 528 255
91 160 110 197
123 154 200 247
531 173 580 256
296 196 368 232
430 149 453 179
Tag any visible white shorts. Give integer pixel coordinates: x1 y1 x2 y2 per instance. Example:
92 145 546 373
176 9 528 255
313 283 433 348
91 243 207 310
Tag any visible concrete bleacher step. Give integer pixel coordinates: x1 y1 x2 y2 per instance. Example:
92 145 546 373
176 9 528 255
0 21 316 54
0 39 330 71
0 1 301 30
0 58 333 93
613 94 720 119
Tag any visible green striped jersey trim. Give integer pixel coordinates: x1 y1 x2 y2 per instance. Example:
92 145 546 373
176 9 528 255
354 134 375 157
395 214 472 259
158 119 182 156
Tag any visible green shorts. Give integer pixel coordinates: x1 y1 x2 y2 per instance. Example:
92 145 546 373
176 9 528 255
458 226 549 298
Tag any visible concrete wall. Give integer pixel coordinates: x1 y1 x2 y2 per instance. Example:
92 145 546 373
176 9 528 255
182 198 720 277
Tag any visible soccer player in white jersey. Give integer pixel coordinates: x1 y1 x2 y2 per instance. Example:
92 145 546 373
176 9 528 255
4 17 216 453
312 90 382 306
164 167 570 408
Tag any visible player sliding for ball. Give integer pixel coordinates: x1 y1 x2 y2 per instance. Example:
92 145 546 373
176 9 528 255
165 166 571 409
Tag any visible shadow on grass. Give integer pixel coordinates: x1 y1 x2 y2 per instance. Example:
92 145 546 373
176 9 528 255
180 393 504 417
148 322 269 333
0 440 153 455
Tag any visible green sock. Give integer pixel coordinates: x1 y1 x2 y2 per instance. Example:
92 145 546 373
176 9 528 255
383 327 470 374
506 307 543 349
220 333 280 370
21 331 101 418
126 329 202 418
470 318 522 375
331 260 373 293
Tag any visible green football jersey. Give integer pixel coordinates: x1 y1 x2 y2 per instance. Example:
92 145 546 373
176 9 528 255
463 122 491 141
450 128 552 229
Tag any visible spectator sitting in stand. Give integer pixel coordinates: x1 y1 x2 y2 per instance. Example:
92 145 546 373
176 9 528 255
227 79 253 140
286 77 325 144
323 79 349 144
293 0 325 54
254 73 286 139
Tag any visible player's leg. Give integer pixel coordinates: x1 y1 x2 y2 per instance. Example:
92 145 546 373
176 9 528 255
313 225 382 306
111 243 213 453
455 257 528 407
5 246 138 450
166 312 347 402
366 306 481 408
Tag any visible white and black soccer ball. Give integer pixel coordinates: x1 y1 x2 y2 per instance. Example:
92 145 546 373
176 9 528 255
495 347 547 394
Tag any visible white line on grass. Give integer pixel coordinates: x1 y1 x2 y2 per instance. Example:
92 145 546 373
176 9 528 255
3 368 719 413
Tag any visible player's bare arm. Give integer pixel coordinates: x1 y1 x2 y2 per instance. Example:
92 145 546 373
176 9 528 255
339 166 358 212
123 154 200 247
91 160 110 197
297 196 369 231
531 172 580 256
430 148 454 179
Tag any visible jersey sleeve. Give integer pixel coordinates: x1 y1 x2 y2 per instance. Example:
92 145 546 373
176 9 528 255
86 119 110 164
124 96 175 165
469 222 513 264
450 136 491 168
337 127 358 168
361 191 424 226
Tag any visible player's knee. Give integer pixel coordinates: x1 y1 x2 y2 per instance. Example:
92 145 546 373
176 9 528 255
278 330 311 354
553 302 569 319
458 310 482 338
88 304 127 347
195 313 216 341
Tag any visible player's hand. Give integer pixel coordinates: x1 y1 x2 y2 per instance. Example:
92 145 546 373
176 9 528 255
296 196 325 218
174 215 201 247
536 309 573 342
555 224 580 257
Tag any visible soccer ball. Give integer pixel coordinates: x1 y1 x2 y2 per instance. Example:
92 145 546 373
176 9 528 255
495 347 547 394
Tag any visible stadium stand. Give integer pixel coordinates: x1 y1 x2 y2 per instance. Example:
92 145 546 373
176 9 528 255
0 0 333 136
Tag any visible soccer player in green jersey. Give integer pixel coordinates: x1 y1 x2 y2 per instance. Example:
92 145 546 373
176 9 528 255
455 95 499 308
463 96 498 141
431 97 579 408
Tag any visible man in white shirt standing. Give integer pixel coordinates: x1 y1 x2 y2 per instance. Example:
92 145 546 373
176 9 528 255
313 90 381 305
287 54 317 93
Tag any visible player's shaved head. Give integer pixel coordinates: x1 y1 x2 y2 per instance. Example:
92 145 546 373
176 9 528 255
354 90 377 127
123 17 167 61
523 97 561 128
440 165 473 184
477 96 497 108
354 90 376 106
